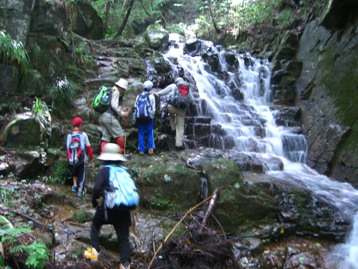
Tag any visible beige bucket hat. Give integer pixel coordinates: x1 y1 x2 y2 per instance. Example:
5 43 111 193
114 78 128 90
98 143 127 162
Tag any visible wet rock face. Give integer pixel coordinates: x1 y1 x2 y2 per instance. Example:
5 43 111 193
296 0 358 185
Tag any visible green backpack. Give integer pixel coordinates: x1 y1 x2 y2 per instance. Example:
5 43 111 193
92 86 112 113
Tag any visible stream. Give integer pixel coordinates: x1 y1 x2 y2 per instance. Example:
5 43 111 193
162 34 358 269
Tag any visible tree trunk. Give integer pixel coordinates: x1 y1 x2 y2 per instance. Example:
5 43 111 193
114 0 135 38
208 0 221 34
103 0 111 35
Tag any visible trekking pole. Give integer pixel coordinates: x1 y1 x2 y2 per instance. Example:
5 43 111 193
124 132 126 155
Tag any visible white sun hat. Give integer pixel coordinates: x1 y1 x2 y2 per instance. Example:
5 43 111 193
114 78 128 90
98 143 127 162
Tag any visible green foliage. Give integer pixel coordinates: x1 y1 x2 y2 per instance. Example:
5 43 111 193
0 187 10 206
52 158 71 184
32 97 52 137
11 241 50 269
0 184 17 207
48 76 80 118
193 0 324 40
74 42 93 65
0 221 31 246
276 9 294 29
0 215 14 230
32 97 49 115
71 209 93 223
0 217 50 269
166 23 188 35
0 31 29 73
150 198 175 210
92 0 168 38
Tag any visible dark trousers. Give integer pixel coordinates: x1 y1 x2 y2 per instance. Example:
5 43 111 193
71 162 85 189
90 205 131 265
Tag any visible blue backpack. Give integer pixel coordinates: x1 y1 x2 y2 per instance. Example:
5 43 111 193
134 92 152 123
103 165 139 211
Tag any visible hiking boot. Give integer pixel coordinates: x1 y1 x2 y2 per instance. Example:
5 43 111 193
84 247 98 261
71 186 77 192
119 261 130 269
175 146 185 151
148 149 154 155
77 188 86 197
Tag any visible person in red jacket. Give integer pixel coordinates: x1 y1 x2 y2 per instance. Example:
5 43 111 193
66 116 94 197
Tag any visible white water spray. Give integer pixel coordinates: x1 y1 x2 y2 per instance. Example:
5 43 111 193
163 34 358 268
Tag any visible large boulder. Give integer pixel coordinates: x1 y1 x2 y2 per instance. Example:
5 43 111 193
30 0 103 39
144 23 169 50
0 0 31 44
128 149 353 240
70 1 103 40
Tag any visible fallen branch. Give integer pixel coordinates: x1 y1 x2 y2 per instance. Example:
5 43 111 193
199 188 219 233
13 210 50 232
147 190 219 269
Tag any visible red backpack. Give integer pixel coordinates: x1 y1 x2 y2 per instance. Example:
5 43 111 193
170 85 190 109
67 133 85 166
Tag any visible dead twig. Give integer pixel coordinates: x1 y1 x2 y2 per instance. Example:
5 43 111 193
147 190 218 269
12 210 50 232
199 188 218 233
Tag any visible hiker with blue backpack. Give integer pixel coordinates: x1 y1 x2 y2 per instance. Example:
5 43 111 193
89 143 139 269
133 80 156 155
157 77 194 150
66 116 94 197
96 78 130 154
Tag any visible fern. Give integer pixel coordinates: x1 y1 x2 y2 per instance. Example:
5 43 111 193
0 225 31 244
0 217 50 269
10 241 50 269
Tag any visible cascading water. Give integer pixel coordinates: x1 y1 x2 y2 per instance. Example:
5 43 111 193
165 37 307 165
162 34 358 269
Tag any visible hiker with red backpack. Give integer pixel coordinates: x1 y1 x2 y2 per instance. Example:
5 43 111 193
133 80 156 155
66 116 94 197
97 78 130 154
157 77 194 150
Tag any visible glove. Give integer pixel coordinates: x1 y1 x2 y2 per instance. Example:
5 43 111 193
92 199 98 208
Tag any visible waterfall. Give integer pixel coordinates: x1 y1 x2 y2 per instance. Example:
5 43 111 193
165 37 306 164
162 34 358 268
326 213 358 269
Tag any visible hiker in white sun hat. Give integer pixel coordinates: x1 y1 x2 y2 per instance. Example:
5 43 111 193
97 143 127 162
98 78 130 155
90 143 134 269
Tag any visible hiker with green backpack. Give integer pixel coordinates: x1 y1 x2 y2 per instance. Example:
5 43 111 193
156 77 194 150
94 78 130 154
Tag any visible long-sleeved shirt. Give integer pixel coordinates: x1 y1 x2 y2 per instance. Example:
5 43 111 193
157 83 194 103
66 131 93 161
91 164 131 225
110 87 125 117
